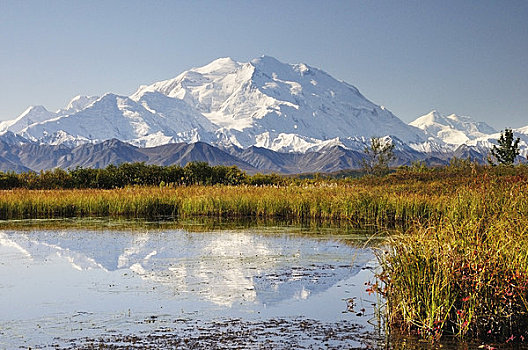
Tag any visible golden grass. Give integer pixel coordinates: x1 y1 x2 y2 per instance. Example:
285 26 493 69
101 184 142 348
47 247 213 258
0 183 450 226
377 174 528 342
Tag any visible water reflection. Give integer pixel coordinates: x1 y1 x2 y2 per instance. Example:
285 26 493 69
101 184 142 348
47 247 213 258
0 225 379 348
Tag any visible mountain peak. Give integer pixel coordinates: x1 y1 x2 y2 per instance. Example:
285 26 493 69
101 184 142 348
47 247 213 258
250 55 291 75
251 55 283 65
194 57 240 75
411 110 460 126
410 110 497 146
63 95 98 114
23 105 50 115
420 110 441 121
0 105 56 134
1 55 525 168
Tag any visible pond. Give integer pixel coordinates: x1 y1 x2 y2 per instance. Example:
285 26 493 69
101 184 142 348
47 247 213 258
0 220 385 349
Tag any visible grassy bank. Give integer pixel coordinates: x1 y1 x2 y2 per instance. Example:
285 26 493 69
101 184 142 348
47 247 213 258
377 172 528 342
0 163 498 223
0 178 456 225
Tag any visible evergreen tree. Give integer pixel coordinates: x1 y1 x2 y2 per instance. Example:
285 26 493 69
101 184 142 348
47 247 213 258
489 128 520 165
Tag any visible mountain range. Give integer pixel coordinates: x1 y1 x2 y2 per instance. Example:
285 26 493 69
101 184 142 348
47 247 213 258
0 56 526 173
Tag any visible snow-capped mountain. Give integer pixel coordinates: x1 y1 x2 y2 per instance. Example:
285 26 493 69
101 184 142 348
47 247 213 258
131 56 426 151
409 110 528 159
4 92 218 147
0 55 525 164
0 105 56 134
465 127 528 159
57 95 99 115
410 110 497 147
1 56 427 152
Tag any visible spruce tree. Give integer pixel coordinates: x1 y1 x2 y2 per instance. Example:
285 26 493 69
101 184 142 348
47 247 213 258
489 128 520 165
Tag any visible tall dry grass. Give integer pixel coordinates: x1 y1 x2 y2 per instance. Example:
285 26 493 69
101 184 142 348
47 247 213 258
377 174 528 342
0 183 449 226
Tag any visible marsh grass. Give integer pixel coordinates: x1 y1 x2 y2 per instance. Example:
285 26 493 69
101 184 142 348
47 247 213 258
0 184 447 226
377 175 528 342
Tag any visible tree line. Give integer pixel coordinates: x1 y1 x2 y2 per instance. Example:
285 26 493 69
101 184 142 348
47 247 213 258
0 162 287 190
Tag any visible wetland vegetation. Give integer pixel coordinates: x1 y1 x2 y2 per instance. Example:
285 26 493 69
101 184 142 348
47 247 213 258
0 160 527 345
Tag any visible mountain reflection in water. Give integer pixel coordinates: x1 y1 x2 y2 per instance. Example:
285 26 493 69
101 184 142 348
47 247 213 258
0 226 379 348
0 229 372 307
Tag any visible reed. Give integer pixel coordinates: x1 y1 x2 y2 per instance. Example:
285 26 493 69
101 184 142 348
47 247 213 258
0 167 524 225
377 175 528 342
0 183 449 226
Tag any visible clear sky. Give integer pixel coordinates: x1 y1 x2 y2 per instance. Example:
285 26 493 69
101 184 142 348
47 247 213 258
1 0 527 129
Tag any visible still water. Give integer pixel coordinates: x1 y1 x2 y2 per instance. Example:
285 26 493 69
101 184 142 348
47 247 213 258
0 221 385 349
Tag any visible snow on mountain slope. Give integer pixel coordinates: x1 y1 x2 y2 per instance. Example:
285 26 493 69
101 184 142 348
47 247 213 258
0 130 33 146
0 96 100 136
0 56 462 153
58 95 99 114
132 55 427 151
410 110 497 146
517 125 528 135
0 106 56 133
516 126 528 158
16 92 217 147
19 93 147 145
409 110 528 160
464 126 528 159
138 91 217 135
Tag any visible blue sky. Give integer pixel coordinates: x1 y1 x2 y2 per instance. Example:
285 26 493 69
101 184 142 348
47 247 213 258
1 0 526 129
